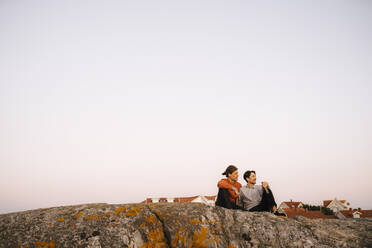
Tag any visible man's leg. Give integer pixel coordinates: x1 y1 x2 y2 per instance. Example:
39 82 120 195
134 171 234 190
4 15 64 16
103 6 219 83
260 188 277 212
215 188 241 209
249 188 277 212
248 204 264 212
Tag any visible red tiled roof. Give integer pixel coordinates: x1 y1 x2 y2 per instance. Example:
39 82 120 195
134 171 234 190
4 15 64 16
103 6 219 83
284 208 336 219
141 198 153 203
205 195 216 201
323 200 347 207
323 200 332 207
282 201 302 208
339 209 372 218
361 210 372 218
340 210 354 218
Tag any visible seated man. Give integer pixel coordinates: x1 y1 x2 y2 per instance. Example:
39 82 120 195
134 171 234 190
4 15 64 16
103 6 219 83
215 165 243 210
239 170 285 216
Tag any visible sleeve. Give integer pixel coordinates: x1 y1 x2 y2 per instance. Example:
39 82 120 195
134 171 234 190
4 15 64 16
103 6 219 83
258 185 264 197
238 188 245 209
217 179 232 189
236 182 242 191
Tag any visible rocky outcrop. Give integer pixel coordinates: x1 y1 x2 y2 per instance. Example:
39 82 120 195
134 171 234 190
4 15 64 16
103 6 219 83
0 202 371 248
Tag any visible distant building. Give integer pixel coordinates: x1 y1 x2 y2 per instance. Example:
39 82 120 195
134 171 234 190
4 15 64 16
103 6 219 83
278 200 304 211
337 208 372 219
141 195 216 206
323 198 350 213
277 198 372 219
279 200 335 219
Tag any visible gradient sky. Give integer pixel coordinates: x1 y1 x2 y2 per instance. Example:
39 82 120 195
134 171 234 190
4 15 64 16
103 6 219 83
0 0 371 214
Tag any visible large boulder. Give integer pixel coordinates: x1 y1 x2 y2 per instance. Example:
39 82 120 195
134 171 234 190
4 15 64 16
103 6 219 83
0 202 371 248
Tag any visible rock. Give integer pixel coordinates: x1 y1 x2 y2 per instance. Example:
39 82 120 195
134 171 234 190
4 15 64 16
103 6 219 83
0 202 371 247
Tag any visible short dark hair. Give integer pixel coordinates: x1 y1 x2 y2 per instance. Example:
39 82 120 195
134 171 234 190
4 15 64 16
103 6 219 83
243 170 255 182
222 165 238 177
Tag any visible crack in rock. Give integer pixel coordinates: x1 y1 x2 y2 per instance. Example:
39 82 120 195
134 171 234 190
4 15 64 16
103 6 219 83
146 205 171 248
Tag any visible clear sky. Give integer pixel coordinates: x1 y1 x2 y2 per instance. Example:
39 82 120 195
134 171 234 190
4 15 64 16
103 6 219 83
0 0 371 214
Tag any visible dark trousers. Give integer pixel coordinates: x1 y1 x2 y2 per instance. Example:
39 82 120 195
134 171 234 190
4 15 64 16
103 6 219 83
249 188 277 212
215 188 242 210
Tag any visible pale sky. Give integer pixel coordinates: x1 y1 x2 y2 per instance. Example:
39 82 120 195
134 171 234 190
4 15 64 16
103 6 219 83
0 0 371 214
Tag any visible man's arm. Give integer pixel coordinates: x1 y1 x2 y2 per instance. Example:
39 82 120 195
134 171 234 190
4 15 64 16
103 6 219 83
218 179 232 189
261 181 270 194
218 180 238 192
218 180 240 198
238 188 246 209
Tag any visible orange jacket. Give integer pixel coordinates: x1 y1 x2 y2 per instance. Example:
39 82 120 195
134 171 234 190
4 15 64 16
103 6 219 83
217 178 242 204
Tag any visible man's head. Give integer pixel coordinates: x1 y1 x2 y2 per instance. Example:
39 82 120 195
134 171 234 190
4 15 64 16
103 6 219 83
222 165 238 182
243 170 256 184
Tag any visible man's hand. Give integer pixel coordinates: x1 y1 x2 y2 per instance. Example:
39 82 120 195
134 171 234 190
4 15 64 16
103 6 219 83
261 182 269 194
272 205 277 212
232 186 240 198
261 181 269 189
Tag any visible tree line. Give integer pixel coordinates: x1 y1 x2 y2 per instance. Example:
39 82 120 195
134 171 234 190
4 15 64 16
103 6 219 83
302 204 334 215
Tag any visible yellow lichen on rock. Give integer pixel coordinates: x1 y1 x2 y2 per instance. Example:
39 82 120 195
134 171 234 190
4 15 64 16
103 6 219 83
125 206 144 217
125 211 138 217
73 212 83 219
84 214 104 220
115 206 127 215
34 240 55 248
189 227 214 248
171 226 188 247
141 228 167 248
189 219 202 225
160 214 171 221
213 236 219 243
146 215 158 223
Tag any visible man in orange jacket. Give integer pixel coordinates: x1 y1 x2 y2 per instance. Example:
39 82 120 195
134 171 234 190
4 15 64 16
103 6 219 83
215 165 243 209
